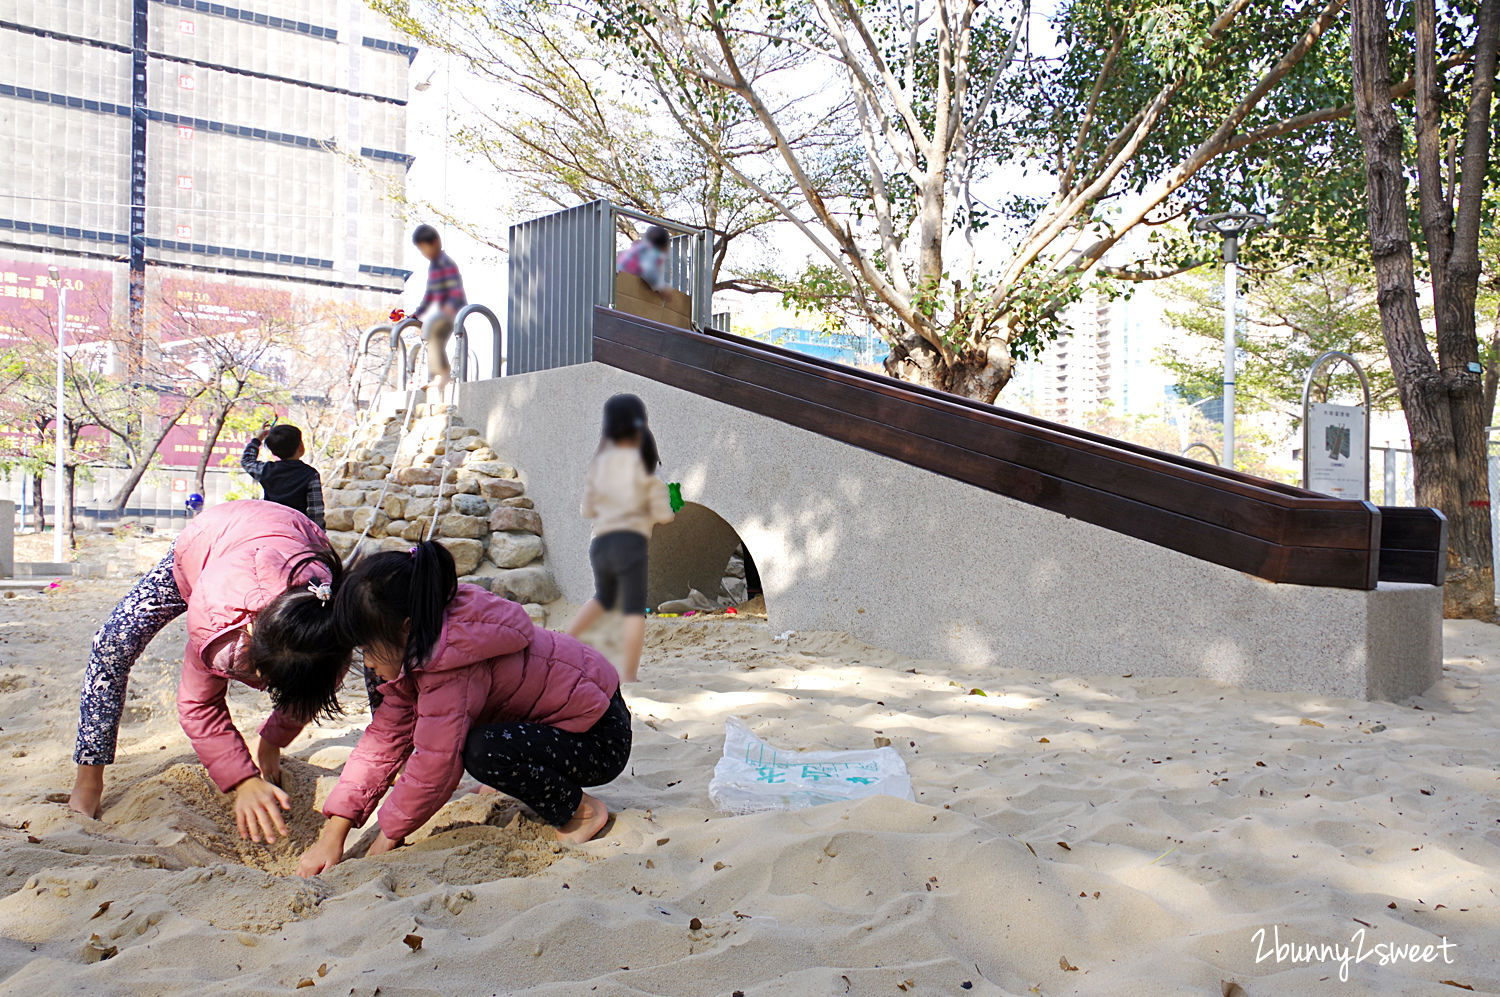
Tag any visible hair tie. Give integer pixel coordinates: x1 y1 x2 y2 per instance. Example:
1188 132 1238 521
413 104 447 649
307 581 332 605
409 546 420 555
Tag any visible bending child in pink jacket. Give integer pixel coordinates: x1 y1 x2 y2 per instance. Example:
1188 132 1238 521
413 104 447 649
297 540 630 876
69 501 353 843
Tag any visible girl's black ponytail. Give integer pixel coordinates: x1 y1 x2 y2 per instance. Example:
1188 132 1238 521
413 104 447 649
287 547 343 596
249 545 353 723
330 540 459 676
640 426 660 474
401 540 457 673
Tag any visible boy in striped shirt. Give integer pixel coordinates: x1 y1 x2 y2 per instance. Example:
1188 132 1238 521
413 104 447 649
411 224 467 397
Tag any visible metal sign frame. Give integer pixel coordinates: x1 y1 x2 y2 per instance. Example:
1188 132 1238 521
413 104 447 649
1300 350 1371 499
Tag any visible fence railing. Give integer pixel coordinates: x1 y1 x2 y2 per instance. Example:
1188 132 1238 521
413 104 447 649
1379 446 1500 599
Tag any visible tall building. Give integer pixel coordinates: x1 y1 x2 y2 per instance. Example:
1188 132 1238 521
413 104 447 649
0 0 413 354
1007 284 1179 423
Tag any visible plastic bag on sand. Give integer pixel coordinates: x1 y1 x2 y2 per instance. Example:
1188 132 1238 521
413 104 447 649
708 717 916 815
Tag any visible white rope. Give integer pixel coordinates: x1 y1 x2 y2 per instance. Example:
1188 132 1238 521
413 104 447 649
333 329 464 560
321 336 402 476
346 344 429 562
423 377 460 543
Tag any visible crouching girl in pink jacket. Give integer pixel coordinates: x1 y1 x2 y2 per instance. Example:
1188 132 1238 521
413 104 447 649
69 501 352 842
297 540 629 876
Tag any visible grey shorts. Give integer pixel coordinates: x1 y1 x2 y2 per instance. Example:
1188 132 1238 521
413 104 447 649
590 531 648 616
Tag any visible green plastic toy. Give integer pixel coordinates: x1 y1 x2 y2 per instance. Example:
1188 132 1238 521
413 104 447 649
668 482 684 513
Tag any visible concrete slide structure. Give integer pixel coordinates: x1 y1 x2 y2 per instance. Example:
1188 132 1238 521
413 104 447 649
456 308 1445 703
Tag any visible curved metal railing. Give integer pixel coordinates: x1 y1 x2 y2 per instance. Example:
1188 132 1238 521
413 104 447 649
453 303 504 381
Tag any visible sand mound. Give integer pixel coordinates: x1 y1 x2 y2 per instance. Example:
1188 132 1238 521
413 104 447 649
101 762 568 925
107 760 329 874
322 795 568 898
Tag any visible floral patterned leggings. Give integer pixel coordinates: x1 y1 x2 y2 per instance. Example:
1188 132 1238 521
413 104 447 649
461 691 633 826
74 547 186 766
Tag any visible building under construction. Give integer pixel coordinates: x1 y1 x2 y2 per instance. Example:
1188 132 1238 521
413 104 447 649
0 0 414 350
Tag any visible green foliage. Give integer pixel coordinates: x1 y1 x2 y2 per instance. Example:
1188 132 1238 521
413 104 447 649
0 343 110 478
1159 256 1399 423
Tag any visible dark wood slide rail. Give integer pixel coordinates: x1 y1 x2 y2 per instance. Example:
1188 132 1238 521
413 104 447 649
593 306 1446 590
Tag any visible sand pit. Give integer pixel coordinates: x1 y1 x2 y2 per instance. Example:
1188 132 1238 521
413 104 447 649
106 761 330 875
0 576 1497 995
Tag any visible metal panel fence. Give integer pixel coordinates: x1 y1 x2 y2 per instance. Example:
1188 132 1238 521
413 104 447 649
1370 447 1416 507
506 200 713 375
1491 453 1500 602
507 201 611 376
5 466 243 537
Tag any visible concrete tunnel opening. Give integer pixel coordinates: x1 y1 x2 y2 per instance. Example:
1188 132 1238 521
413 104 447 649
647 502 764 616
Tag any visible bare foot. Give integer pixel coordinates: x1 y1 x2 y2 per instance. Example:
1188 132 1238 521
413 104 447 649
555 792 609 844
69 765 104 820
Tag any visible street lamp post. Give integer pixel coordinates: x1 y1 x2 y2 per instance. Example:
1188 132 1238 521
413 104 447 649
47 265 65 561
1191 211 1268 469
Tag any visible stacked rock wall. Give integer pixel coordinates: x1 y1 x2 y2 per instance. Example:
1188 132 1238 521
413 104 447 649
322 403 561 624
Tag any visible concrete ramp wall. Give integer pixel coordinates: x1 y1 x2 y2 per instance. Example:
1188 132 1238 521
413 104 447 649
459 361 1441 702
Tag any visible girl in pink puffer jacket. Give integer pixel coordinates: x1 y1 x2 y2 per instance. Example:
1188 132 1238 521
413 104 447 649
297 540 629 876
69 501 353 842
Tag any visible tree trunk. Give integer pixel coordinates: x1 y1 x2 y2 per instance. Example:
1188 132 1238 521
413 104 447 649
1350 0 1498 617
30 474 44 532
63 463 76 551
108 399 195 514
194 403 232 495
884 337 1013 402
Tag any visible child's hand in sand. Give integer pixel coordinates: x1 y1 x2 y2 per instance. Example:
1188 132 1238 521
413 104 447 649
366 831 403 857
298 817 353 877
233 776 291 843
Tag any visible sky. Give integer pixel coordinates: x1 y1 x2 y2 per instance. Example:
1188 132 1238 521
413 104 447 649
399 45 514 378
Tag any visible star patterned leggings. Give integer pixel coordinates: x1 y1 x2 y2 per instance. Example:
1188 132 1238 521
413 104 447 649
462 690 633 826
74 547 186 766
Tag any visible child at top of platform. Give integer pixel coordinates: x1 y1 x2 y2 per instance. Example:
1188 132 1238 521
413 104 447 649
295 540 630 875
566 394 675 683
616 226 674 304
242 422 324 529
411 224 467 399
68 500 351 842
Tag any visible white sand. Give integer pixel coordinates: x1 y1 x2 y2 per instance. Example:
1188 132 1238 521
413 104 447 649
0 565 1496 995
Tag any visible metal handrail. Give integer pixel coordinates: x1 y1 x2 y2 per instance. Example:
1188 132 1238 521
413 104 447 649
360 321 394 355
1181 442 1221 465
353 316 421 401
612 204 704 238
453 303 503 381
604 203 713 330
383 316 423 390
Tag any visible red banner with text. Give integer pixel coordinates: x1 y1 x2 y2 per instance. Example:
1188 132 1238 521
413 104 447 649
0 260 114 345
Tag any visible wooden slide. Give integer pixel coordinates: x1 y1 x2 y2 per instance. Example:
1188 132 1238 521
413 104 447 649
592 305 1446 592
